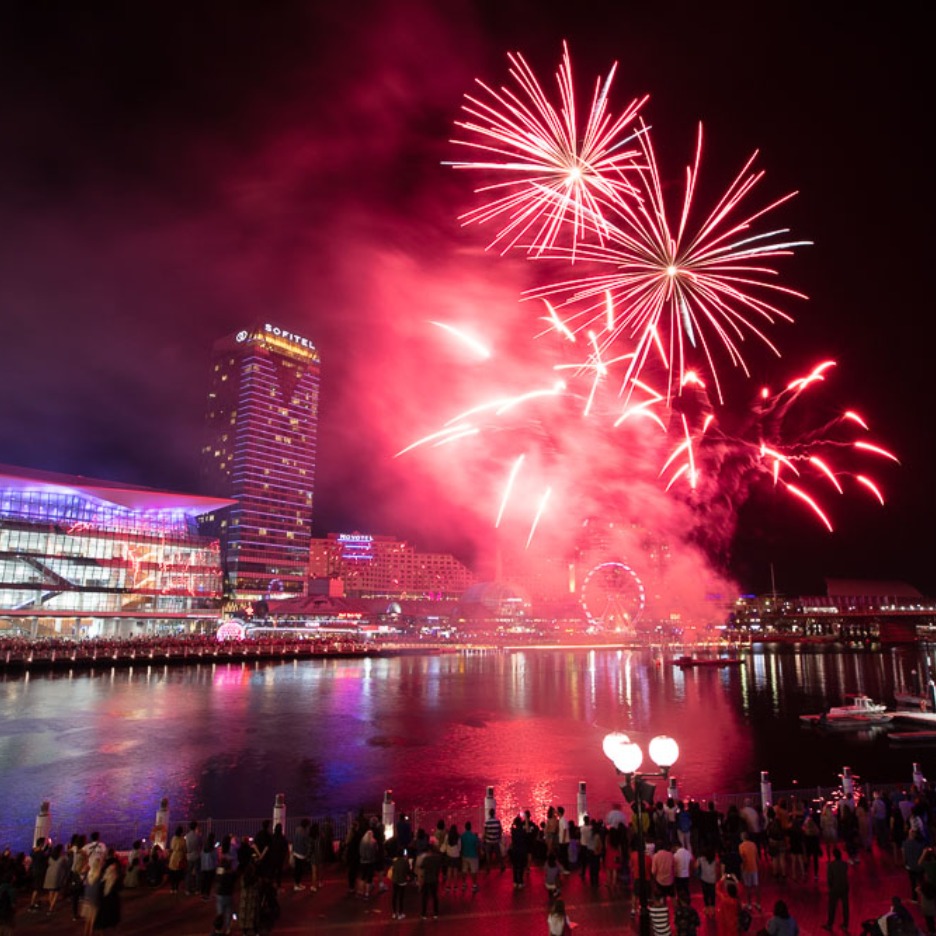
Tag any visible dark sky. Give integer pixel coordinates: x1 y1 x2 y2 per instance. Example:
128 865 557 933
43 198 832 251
0 1 932 597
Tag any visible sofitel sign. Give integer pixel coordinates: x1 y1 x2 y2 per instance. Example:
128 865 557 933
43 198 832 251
235 324 316 350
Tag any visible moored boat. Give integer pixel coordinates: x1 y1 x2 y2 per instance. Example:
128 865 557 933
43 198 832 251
800 694 893 728
674 654 744 668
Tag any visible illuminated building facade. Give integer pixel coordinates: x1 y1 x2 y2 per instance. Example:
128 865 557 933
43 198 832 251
0 464 233 637
308 533 475 599
201 323 321 604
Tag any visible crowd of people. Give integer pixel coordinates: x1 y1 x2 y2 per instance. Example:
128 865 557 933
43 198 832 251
2 785 935 935
0 816 341 936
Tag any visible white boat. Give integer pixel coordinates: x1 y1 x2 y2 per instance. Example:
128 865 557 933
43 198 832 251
800 694 893 728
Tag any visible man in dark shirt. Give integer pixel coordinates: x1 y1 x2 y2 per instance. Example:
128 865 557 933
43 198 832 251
417 844 443 919
822 848 849 932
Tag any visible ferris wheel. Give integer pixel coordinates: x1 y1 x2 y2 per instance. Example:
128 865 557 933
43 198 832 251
580 561 646 631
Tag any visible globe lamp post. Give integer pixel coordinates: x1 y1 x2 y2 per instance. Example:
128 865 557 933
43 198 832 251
603 733 679 936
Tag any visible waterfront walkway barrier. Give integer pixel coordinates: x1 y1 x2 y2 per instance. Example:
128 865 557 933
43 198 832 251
1 774 919 855
0 636 370 673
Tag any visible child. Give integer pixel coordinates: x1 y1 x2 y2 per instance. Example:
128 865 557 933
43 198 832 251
548 898 572 935
545 854 562 900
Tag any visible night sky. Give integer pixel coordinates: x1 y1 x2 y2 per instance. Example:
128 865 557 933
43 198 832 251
0 1 932 597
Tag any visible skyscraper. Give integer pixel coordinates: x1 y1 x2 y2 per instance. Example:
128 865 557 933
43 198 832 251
201 323 321 605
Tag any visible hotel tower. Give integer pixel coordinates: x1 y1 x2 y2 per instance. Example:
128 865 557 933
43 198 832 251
201 323 321 605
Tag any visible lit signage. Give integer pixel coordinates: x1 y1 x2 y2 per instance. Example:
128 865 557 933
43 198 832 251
263 323 316 350
339 532 374 561
217 621 246 641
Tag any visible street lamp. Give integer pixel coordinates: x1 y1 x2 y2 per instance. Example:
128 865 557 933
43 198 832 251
603 732 679 936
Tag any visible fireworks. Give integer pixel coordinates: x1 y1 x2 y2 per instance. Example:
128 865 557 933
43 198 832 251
529 122 812 402
396 43 896 553
448 42 648 258
659 361 897 532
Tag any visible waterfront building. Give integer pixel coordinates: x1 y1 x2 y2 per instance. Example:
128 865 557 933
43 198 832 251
729 580 936 643
0 464 233 638
200 323 321 606
307 532 475 600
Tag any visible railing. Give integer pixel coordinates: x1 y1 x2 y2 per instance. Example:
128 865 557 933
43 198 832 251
2 779 918 855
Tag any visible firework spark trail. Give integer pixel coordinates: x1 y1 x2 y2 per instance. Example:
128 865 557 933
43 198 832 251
429 321 492 358
448 42 648 258
528 121 812 402
496 454 526 528
526 487 552 549
659 360 897 531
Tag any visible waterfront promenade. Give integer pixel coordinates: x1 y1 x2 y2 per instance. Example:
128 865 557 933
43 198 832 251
3 841 922 935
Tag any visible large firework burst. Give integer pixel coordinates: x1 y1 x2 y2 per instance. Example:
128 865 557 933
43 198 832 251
448 42 648 258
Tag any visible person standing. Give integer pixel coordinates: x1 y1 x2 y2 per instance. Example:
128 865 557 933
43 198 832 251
42 843 69 914
291 819 311 892
309 822 326 892
357 829 377 899
28 837 50 911
389 850 410 920
904 830 926 900
185 821 203 896
510 818 529 890
557 806 570 871
461 821 481 892
483 810 504 872
417 843 443 919
739 832 761 912
652 841 676 900
822 848 849 933
95 853 122 933
214 858 236 935
167 826 187 893
673 839 694 901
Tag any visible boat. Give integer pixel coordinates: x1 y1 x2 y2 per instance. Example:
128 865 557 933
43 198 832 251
800 694 894 728
674 655 744 669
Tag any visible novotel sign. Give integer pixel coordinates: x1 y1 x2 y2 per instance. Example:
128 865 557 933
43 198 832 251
338 534 373 543
236 324 316 350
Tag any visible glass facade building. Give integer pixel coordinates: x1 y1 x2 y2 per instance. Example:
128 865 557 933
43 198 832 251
201 323 321 604
0 465 233 637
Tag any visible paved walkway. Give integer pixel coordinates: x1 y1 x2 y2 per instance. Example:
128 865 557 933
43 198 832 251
9 845 919 935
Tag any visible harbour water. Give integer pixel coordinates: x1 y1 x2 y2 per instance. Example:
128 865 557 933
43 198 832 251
1 644 934 846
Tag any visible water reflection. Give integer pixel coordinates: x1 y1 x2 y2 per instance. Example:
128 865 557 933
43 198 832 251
1 647 935 846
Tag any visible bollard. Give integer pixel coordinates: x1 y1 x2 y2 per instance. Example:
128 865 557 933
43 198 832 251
33 801 51 846
667 777 679 803
484 786 496 817
152 797 170 849
577 781 588 826
760 771 772 811
383 790 395 840
841 766 854 798
914 763 926 790
273 793 286 831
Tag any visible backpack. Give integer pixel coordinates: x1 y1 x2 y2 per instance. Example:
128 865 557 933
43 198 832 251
738 907 753 933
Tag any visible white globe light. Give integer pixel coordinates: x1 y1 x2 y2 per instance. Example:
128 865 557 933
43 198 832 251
649 735 679 769
617 741 643 774
602 732 631 766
